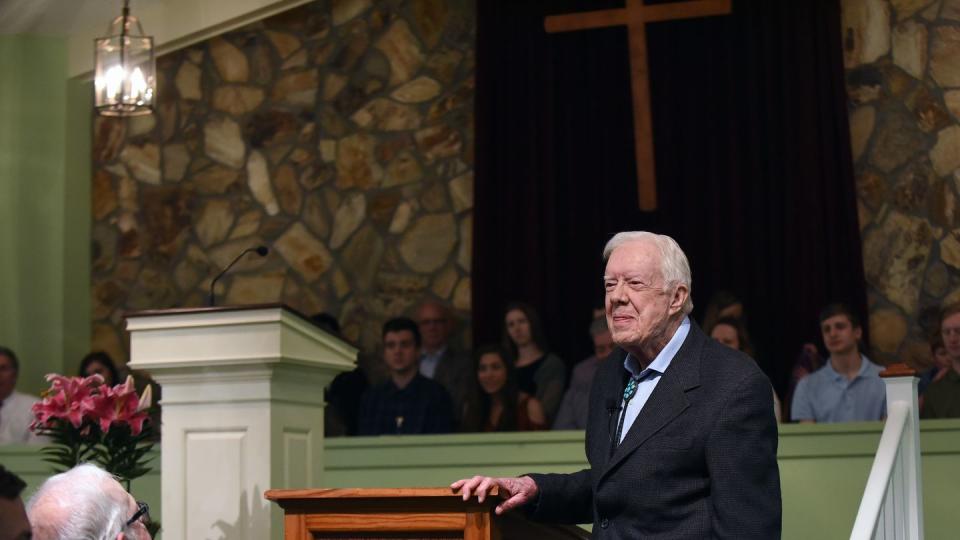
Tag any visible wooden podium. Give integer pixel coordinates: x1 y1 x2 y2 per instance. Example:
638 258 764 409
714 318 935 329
265 487 590 539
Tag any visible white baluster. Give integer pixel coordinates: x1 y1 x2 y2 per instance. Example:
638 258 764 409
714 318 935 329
851 364 924 540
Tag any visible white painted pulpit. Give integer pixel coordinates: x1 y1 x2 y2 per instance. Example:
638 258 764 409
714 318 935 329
126 305 356 540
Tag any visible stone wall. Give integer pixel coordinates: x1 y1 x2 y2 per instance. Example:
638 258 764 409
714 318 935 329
843 0 960 366
90 0 475 361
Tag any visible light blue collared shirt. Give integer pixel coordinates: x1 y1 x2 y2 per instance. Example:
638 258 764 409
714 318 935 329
790 354 886 423
618 317 690 443
419 346 447 379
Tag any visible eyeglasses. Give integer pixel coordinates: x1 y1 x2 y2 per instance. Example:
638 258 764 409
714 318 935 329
126 501 150 528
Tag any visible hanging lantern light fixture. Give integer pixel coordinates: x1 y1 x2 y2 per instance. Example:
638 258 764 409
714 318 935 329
94 0 156 116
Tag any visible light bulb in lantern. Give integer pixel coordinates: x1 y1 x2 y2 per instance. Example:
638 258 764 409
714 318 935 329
104 65 126 102
130 67 146 103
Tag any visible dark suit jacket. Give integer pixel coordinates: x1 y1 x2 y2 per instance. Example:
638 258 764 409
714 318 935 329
432 346 473 418
528 321 781 539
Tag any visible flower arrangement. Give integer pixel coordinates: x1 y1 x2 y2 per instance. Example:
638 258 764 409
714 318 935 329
30 373 155 489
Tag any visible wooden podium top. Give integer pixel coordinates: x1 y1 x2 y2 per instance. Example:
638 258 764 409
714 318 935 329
266 486 500 501
265 487 590 540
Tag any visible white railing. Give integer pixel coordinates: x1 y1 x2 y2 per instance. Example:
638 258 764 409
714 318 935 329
850 366 924 540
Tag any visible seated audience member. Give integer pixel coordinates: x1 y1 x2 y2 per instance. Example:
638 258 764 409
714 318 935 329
0 346 43 445
357 318 454 435
918 334 950 412
317 313 390 383
416 301 472 416
922 303 960 419
708 317 782 422
27 463 152 540
462 345 546 432
553 316 613 430
318 313 390 390
919 334 950 396
502 303 566 424
707 316 755 357
700 290 746 337
311 312 340 335
785 342 824 421
313 313 366 437
0 465 31 540
79 351 121 387
791 304 886 423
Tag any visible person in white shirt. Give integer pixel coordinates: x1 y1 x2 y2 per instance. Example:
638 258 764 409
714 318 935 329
0 346 43 445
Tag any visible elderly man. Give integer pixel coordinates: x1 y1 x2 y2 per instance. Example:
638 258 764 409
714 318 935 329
27 463 151 539
0 346 43 445
453 231 781 538
415 301 472 415
0 465 31 540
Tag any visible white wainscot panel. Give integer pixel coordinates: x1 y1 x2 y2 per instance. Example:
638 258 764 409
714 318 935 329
186 430 246 540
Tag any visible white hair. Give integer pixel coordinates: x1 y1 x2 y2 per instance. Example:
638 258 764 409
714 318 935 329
602 231 694 315
27 463 129 540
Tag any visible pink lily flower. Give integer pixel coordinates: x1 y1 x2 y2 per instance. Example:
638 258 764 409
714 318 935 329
89 376 150 435
31 374 103 428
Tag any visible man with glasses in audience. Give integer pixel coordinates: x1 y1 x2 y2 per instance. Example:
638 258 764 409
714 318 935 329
27 463 151 540
553 316 614 430
922 302 960 418
415 301 472 417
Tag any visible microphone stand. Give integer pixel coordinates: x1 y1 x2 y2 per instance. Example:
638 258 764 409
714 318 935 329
209 248 261 306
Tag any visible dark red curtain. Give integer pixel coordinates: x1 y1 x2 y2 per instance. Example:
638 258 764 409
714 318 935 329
472 0 867 396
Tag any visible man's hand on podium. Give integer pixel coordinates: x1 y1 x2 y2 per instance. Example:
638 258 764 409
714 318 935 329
450 475 539 515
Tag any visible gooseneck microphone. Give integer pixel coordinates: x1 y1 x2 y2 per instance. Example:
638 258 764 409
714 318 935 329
208 245 269 306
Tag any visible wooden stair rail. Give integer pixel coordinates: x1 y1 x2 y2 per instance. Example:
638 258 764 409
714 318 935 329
850 363 924 540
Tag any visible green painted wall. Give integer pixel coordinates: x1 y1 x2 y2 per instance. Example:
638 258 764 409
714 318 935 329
3 421 959 539
323 421 960 539
0 35 91 396
61 78 93 377
0 37 24 361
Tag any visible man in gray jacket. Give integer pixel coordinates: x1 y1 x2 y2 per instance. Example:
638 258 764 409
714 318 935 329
416 301 472 418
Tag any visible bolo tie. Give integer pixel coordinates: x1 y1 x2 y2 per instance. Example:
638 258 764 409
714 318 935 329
610 373 646 455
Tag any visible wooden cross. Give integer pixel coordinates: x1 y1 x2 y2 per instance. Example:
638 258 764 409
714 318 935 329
545 0 731 211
